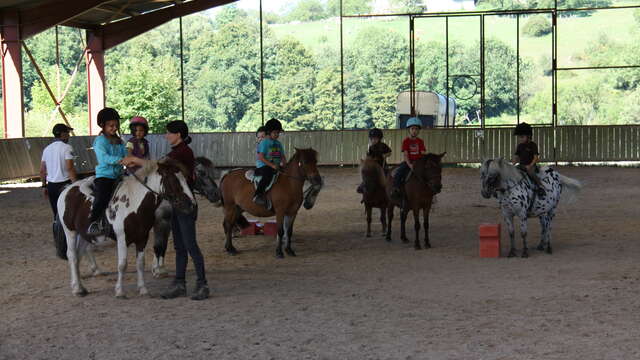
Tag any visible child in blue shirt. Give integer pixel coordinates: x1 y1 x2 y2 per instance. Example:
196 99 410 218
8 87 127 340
253 119 286 208
87 108 128 236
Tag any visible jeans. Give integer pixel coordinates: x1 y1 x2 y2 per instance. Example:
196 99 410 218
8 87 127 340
47 180 71 219
172 210 207 286
254 166 276 195
89 177 117 222
393 162 411 188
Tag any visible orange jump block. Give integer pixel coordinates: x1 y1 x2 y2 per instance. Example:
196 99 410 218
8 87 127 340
240 220 260 236
262 220 278 236
479 223 501 258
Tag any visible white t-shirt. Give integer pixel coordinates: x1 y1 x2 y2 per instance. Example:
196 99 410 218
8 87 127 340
41 141 75 183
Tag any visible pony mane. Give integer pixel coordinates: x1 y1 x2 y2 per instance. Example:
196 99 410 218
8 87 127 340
361 157 386 186
159 157 189 179
195 156 214 168
133 160 159 179
291 148 318 164
489 157 523 182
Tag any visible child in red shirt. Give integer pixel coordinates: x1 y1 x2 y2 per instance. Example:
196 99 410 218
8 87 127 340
391 117 426 200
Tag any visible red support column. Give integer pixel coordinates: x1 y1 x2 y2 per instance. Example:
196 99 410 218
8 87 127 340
86 32 105 135
1 11 25 139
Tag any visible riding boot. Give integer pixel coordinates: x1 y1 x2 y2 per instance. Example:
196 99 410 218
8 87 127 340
191 283 210 301
390 186 403 203
161 282 187 299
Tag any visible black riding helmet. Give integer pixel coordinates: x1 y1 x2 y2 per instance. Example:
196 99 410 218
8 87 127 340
264 118 284 133
97 107 121 128
369 128 383 139
256 125 266 136
514 122 533 137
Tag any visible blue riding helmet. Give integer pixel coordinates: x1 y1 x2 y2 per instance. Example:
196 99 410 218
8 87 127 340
406 117 422 129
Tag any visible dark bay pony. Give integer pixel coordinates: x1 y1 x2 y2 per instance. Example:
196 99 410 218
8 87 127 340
219 148 323 258
386 153 445 249
55 159 196 297
359 157 389 237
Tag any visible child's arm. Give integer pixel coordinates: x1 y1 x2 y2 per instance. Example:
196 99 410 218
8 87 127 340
257 153 277 169
94 137 125 165
512 155 520 165
39 161 47 194
404 151 413 168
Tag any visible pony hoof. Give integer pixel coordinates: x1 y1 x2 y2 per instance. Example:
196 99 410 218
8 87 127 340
536 244 545 251
139 288 149 296
285 248 296 257
545 246 553 254
401 237 409 244
226 247 239 256
73 288 88 297
115 293 127 299
414 244 422 250
521 250 529 258
385 236 392 242
507 250 517 258
275 253 284 259
424 242 431 249
365 233 372 238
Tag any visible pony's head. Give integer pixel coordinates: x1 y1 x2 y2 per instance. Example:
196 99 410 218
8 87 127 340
291 148 323 187
154 159 196 214
412 152 446 194
359 156 385 195
194 157 221 204
480 157 504 199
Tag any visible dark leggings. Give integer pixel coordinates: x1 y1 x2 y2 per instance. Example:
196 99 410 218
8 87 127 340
255 166 276 195
393 162 411 188
89 177 117 222
47 180 71 219
172 210 207 286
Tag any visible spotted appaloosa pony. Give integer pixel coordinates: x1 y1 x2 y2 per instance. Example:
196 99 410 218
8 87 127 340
219 148 323 258
56 159 196 297
359 157 389 237
480 157 582 258
386 153 445 249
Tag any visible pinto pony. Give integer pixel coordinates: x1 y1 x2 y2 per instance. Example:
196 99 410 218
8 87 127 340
480 157 581 257
386 153 445 249
56 159 196 297
219 148 323 258
359 157 389 237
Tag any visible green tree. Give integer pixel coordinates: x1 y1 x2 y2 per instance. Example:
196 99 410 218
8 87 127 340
286 0 327 22
327 0 372 16
107 56 181 133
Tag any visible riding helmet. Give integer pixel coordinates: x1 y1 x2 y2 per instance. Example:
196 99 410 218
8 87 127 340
406 117 422 129
52 123 73 138
264 118 284 133
514 122 533 137
97 107 121 128
256 125 266 136
368 128 383 139
129 116 149 135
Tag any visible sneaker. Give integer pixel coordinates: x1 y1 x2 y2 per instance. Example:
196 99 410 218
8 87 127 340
191 284 210 301
161 282 186 299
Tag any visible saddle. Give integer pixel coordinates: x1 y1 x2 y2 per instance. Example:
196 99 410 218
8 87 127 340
245 169 279 192
390 167 412 184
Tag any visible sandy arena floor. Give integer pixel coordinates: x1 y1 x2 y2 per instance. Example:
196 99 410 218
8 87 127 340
1 166 639 360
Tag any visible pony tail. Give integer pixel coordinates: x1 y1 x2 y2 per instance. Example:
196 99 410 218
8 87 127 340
53 214 68 260
559 174 582 204
184 135 192 145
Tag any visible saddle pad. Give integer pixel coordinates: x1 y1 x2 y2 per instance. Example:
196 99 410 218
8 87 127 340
245 169 279 192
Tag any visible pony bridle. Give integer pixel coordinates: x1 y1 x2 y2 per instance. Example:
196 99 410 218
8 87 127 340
130 171 164 200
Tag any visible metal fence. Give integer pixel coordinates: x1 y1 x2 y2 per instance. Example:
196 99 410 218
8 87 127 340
1 125 639 181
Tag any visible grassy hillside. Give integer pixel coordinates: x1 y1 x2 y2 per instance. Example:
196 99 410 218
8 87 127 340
271 7 638 68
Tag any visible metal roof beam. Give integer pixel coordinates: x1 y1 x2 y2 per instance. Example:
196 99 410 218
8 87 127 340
19 0 114 39
99 0 236 50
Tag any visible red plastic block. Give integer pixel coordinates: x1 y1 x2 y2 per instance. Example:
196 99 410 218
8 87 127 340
241 220 260 236
262 220 278 236
479 223 501 258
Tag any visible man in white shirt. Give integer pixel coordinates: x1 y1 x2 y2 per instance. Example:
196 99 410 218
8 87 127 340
40 124 77 218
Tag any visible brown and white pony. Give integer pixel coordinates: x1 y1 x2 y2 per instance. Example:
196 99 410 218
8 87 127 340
56 159 195 297
219 148 323 258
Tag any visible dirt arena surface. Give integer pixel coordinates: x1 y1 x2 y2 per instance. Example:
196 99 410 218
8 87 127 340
1 166 639 360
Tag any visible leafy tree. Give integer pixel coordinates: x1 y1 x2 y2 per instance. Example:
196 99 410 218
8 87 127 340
522 15 551 37
285 0 327 22
107 56 181 133
327 0 372 16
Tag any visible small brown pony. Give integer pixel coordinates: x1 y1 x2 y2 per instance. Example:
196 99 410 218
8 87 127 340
386 152 446 249
359 157 390 237
219 148 323 258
